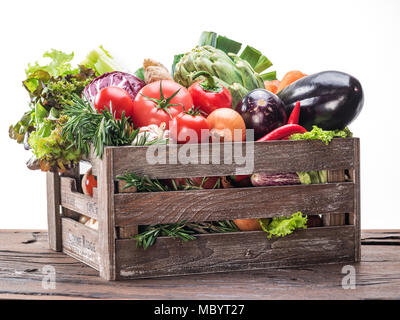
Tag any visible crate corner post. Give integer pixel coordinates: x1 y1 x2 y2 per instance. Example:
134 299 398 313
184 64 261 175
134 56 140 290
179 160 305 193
97 148 117 280
46 171 62 251
354 137 361 262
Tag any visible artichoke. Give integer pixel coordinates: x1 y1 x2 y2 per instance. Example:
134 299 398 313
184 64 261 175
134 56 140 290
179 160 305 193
174 45 265 107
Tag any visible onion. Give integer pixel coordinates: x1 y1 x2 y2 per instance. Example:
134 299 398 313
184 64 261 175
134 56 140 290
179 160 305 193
207 108 246 142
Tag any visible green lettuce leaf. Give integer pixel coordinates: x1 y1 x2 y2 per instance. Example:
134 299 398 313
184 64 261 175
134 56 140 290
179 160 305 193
28 116 81 171
258 212 307 239
289 125 353 145
9 110 34 143
25 49 76 78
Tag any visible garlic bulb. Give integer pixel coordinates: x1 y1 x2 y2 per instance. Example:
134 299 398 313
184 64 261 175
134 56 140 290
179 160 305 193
132 123 169 145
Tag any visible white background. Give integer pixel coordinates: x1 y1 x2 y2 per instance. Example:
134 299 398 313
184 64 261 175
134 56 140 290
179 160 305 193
1 0 399 229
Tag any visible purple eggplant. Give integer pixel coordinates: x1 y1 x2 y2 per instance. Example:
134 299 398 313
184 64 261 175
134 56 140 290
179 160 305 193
277 71 364 130
236 89 287 140
251 172 300 187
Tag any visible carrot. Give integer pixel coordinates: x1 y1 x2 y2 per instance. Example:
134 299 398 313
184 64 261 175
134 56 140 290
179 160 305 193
264 80 280 94
277 70 307 93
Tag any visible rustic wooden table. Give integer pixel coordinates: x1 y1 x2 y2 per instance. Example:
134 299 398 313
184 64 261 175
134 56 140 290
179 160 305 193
0 230 399 300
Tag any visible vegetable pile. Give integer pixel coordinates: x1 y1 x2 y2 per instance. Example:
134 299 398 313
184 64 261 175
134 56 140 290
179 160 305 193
10 31 363 246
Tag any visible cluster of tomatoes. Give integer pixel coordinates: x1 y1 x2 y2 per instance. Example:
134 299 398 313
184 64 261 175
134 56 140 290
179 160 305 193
94 75 246 145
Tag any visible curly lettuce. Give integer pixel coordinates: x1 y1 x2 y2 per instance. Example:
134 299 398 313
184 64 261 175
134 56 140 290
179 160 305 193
258 212 308 239
9 49 96 172
28 116 81 172
25 49 76 78
289 125 352 145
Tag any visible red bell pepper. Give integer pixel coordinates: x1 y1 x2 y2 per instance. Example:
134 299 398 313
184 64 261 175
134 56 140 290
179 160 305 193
188 71 232 116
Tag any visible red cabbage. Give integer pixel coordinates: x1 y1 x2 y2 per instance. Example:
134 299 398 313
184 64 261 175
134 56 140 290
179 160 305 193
83 71 145 105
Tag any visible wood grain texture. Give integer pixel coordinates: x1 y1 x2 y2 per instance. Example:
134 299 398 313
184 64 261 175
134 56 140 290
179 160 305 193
114 182 354 226
116 180 138 238
362 230 400 245
46 172 61 251
115 226 356 279
324 170 346 226
97 148 116 280
1 230 398 300
111 138 355 179
61 217 99 270
353 138 361 262
60 177 98 220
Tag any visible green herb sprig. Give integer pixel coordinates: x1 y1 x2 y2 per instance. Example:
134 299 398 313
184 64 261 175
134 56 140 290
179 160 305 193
116 172 233 249
133 222 197 250
62 95 139 158
116 173 221 192
133 220 238 250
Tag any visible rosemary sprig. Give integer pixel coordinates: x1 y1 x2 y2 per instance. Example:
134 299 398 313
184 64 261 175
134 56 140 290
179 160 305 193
116 172 221 192
186 221 239 234
133 221 197 250
62 95 139 158
133 220 238 250
117 172 170 192
116 172 237 249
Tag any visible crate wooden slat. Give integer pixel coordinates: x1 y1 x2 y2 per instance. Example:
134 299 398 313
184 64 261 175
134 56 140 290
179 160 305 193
114 182 354 226
324 170 347 226
47 137 361 280
61 217 100 270
112 139 355 179
60 177 98 220
116 226 356 279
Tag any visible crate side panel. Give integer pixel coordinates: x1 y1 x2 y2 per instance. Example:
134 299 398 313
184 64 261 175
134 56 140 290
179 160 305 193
114 182 354 225
115 226 355 279
61 217 100 270
60 177 98 219
112 138 355 179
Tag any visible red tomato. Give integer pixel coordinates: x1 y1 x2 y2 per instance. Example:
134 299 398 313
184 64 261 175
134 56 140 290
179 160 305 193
82 169 97 197
170 108 209 144
132 80 193 129
94 86 134 119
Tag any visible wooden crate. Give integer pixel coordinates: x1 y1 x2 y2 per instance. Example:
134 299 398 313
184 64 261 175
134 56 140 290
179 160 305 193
46 138 361 280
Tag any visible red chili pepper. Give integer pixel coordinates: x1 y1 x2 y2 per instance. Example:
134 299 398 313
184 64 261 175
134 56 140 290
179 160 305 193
257 124 307 142
233 124 307 183
188 71 232 116
287 101 301 125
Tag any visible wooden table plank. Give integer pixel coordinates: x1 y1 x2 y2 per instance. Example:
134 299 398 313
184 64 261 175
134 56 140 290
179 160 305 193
0 230 399 300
